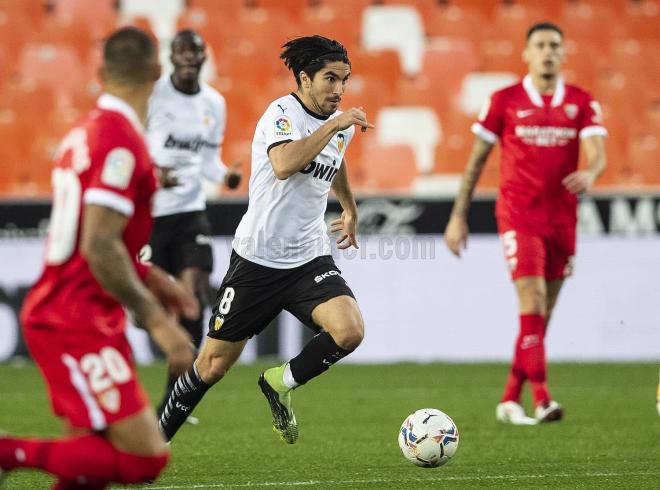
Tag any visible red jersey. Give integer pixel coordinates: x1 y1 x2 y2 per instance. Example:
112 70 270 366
472 75 607 232
21 94 157 336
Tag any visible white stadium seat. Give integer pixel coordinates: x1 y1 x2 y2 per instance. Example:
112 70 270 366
375 106 442 174
458 72 518 116
361 5 425 77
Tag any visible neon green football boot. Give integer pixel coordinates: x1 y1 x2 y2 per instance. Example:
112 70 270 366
258 363 298 444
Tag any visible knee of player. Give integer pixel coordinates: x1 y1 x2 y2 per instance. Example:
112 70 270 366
335 319 364 352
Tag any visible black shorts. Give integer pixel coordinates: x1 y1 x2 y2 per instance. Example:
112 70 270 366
208 251 355 342
147 211 213 275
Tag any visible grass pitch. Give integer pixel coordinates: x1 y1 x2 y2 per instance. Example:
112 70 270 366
0 362 658 489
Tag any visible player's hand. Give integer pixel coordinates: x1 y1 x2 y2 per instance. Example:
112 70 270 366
145 266 200 321
330 211 359 250
148 313 195 377
224 161 242 189
157 167 179 188
444 215 468 258
334 107 375 133
562 170 596 194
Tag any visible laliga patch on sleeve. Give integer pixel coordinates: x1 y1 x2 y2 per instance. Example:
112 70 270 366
101 147 135 189
274 115 293 137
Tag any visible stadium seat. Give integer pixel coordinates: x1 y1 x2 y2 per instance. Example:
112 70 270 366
457 72 518 116
340 73 393 121
433 111 475 174
449 0 501 20
349 49 402 96
626 132 660 185
0 4 31 66
577 0 630 17
176 6 234 54
18 43 86 99
610 38 660 89
375 106 441 174
52 0 118 37
0 0 45 28
380 0 439 21
420 37 479 112
477 37 524 74
560 1 620 47
485 2 548 43
623 0 660 41
360 138 417 192
361 5 426 77
254 0 310 23
298 3 362 53
425 4 487 41
562 40 603 90
34 15 97 63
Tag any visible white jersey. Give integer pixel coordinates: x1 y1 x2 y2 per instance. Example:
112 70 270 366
147 75 227 217
233 93 354 269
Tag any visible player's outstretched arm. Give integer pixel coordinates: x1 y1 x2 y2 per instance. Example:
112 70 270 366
562 135 606 194
81 204 194 376
444 137 494 258
330 158 359 250
269 107 374 180
144 265 199 320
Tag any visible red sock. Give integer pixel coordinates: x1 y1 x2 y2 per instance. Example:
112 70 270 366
0 434 168 485
501 337 527 403
518 313 551 405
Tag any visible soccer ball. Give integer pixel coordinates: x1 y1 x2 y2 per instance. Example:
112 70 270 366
398 408 459 468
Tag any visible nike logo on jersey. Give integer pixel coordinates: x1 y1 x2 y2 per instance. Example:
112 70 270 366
516 109 535 118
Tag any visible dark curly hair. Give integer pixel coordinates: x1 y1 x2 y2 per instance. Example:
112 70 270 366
280 35 350 86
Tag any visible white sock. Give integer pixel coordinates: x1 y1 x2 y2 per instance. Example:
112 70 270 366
283 362 299 389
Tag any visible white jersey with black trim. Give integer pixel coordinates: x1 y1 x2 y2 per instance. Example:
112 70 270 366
147 75 227 217
233 93 354 269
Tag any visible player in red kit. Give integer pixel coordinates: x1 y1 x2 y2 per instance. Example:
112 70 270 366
0 28 196 488
444 22 606 425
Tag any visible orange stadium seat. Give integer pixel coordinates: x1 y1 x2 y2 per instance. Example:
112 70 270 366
176 6 235 54
577 0 630 17
52 0 118 37
509 0 563 20
486 2 548 43
447 0 501 20
623 0 660 41
560 1 621 48
425 3 487 41
4 83 57 124
419 37 478 112
380 0 439 21
34 15 98 63
341 74 394 121
18 43 86 98
349 48 401 96
626 131 660 185
0 0 45 28
610 38 660 89
228 7 300 50
0 4 31 66
561 40 603 91
299 3 362 52
254 0 310 22
361 138 417 192
433 111 475 174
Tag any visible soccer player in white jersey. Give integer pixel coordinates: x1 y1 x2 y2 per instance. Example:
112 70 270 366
158 35 374 444
144 30 241 419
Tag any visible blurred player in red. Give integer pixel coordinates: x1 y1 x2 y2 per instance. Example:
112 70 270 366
444 22 607 424
0 28 196 488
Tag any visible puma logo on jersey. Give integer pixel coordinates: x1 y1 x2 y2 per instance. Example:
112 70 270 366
516 109 535 119
300 161 339 182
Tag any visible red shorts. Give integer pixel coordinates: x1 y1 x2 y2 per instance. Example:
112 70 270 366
23 325 149 431
497 223 576 281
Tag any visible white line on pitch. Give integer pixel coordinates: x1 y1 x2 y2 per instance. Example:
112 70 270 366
135 471 660 489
